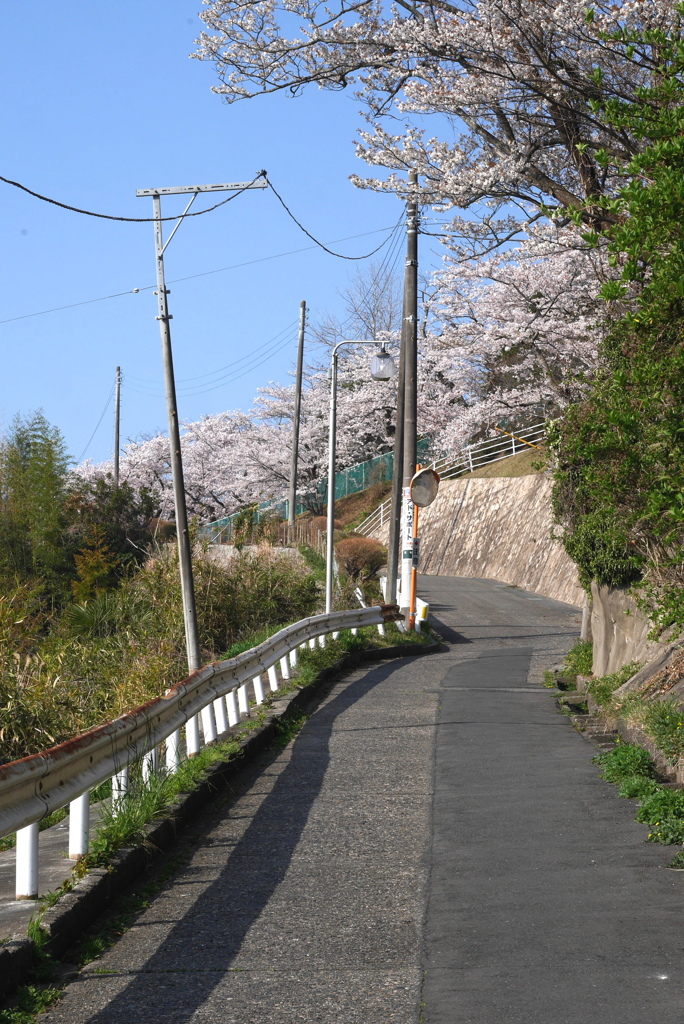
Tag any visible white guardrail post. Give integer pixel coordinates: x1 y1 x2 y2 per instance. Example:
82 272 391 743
1 604 400 899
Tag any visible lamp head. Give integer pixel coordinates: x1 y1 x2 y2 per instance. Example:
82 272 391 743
370 346 397 381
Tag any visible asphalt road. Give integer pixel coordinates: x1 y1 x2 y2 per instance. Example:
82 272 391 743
39 576 684 1023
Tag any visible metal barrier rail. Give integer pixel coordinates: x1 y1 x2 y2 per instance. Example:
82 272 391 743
357 423 546 536
0 604 400 898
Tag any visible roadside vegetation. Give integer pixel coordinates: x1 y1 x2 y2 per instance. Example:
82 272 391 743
552 27 684 636
593 744 684 865
0 413 325 764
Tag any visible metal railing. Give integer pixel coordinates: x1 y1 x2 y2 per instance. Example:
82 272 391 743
356 422 546 537
0 604 400 899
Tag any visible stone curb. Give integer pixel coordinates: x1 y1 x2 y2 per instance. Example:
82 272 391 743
0 636 440 1001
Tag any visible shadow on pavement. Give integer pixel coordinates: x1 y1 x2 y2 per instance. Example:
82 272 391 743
81 657 411 1024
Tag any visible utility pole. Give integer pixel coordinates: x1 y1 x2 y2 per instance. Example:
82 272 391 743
399 170 420 614
386 302 406 606
136 176 266 751
288 301 307 527
113 366 121 488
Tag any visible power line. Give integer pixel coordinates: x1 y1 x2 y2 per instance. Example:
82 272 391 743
266 178 402 260
0 225 398 327
76 385 115 463
0 171 266 223
127 319 299 386
124 330 299 399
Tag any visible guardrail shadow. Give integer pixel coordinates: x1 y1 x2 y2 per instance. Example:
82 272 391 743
81 657 412 1023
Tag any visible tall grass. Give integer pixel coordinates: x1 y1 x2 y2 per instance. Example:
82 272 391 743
0 545 319 763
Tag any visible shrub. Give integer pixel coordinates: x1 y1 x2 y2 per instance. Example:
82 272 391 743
310 516 341 533
335 536 387 581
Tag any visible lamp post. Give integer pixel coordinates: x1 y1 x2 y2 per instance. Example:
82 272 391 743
325 342 397 613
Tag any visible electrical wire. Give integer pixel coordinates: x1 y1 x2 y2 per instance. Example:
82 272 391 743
266 178 403 260
0 225 399 327
125 330 299 398
126 319 299 386
0 171 266 223
76 385 115 463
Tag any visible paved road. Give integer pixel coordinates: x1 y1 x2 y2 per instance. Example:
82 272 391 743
39 577 683 1022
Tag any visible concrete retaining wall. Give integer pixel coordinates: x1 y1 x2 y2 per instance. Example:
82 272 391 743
590 583 669 676
374 475 584 607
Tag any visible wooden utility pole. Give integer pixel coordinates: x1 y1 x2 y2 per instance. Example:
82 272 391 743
113 366 121 488
288 301 307 526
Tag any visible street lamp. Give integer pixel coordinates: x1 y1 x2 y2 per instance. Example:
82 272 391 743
325 341 397 613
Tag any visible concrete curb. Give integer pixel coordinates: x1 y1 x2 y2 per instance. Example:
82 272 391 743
0 636 440 1001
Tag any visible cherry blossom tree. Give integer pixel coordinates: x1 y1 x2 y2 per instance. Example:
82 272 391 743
194 0 676 246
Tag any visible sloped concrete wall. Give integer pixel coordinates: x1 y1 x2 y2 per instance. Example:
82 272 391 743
374 475 583 607
590 583 670 676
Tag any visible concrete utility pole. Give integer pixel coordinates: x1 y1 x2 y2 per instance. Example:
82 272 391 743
399 171 420 613
386 306 406 606
136 177 266 750
288 300 307 527
113 366 121 488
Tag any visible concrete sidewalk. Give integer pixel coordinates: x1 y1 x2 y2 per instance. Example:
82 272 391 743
35 576 683 1022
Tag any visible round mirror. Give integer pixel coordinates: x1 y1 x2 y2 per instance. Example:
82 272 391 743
410 467 440 507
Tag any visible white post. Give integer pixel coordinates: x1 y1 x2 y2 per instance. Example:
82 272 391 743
253 674 265 705
214 696 229 735
468 448 473 472
351 627 358 636
332 631 340 640
318 634 326 649
15 822 39 900
69 792 90 860
226 689 239 727
200 704 218 745
142 747 159 782
113 768 129 813
238 684 250 716
166 731 181 773
280 656 291 681
289 647 298 669
186 716 201 756
308 637 317 650
267 664 279 692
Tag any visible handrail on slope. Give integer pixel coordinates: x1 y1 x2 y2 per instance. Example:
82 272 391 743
356 423 546 536
0 604 400 899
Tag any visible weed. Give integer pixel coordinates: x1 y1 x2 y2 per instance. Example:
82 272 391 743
564 639 593 677
640 699 684 765
636 788 684 826
669 849 684 868
0 985 62 1024
618 776 660 799
272 709 308 748
586 662 641 707
593 743 656 782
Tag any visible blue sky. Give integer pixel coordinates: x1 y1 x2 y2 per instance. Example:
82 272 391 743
0 1 444 465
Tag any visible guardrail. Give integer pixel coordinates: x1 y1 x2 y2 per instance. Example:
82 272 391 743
356 423 546 537
0 604 400 900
